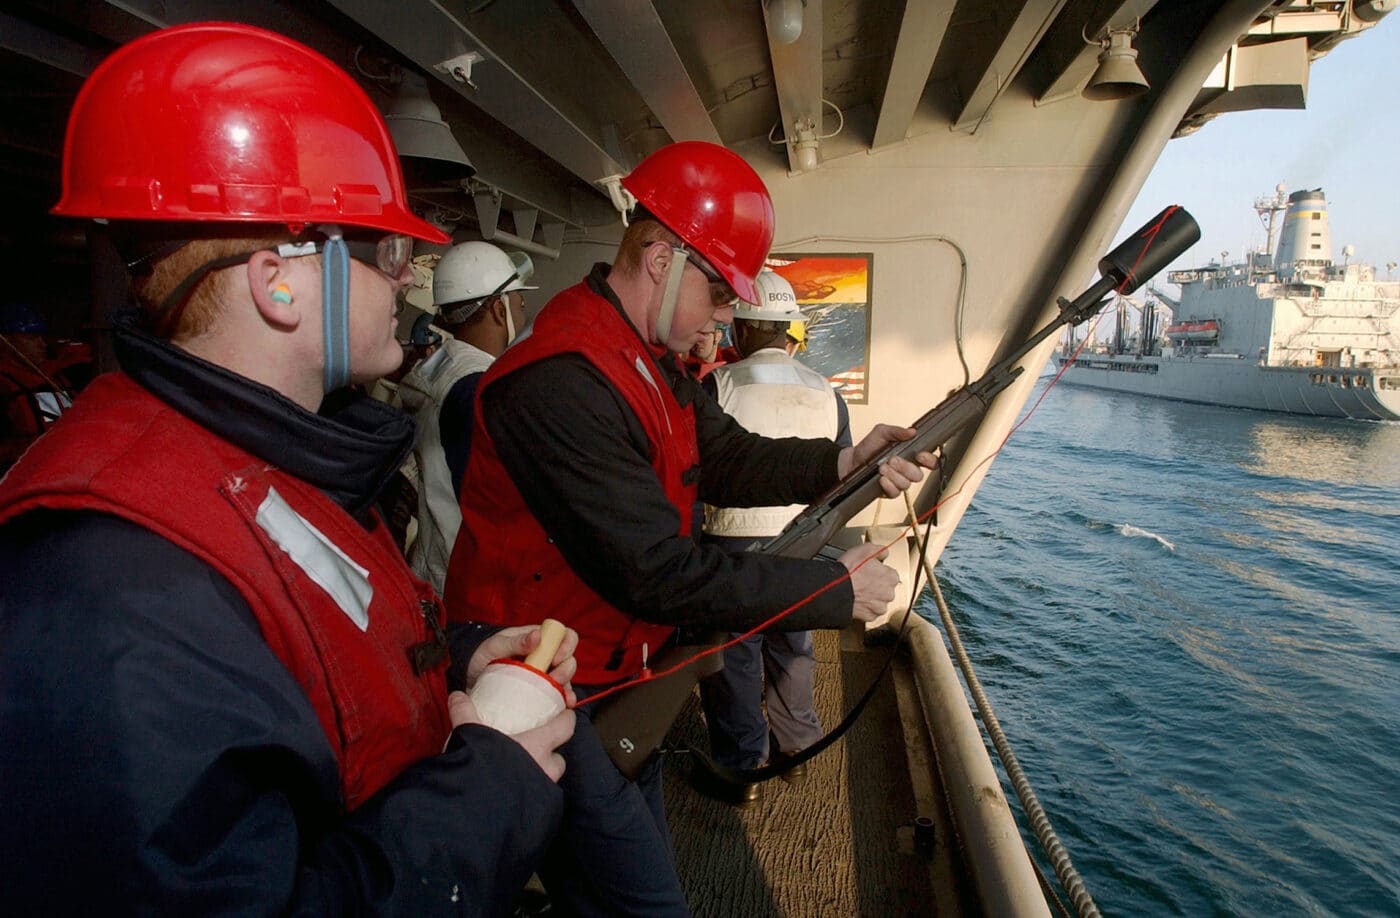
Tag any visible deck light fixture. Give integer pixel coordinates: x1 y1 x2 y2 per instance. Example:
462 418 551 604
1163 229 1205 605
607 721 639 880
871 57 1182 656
1083 25 1149 101
383 69 475 184
765 0 804 45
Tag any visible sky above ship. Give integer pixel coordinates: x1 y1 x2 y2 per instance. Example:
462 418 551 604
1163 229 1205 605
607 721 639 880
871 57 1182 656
1122 19 1399 288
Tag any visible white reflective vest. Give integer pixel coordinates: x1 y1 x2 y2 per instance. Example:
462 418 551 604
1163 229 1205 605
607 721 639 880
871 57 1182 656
397 337 495 594
705 347 838 538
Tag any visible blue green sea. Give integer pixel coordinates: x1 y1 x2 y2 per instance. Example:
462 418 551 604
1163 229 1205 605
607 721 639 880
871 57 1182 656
933 380 1399 916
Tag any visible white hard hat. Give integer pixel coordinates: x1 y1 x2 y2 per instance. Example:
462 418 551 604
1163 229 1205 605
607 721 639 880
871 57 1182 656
433 241 537 322
734 269 804 322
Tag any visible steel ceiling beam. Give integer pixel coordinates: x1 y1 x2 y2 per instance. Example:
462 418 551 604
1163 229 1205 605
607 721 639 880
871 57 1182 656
324 0 623 192
765 0 824 173
103 0 168 29
1038 0 1160 105
952 0 1071 132
570 0 721 147
0 11 109 76
872 0 957 149
453 133 614 230
96 0 613 226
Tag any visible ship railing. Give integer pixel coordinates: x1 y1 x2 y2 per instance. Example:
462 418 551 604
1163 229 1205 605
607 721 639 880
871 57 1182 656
905 609 1054 917
856 521 1055 914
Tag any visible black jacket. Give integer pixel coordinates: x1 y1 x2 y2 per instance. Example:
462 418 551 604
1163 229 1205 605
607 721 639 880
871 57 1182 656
481 266 856 640
0 322 562 916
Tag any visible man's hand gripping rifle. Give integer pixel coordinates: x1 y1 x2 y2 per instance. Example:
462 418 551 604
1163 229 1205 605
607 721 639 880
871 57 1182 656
594 206 1199 778
765 205 1200 560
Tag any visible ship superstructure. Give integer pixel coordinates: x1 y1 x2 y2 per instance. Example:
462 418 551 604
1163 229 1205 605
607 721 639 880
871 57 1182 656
1059 188 1400 420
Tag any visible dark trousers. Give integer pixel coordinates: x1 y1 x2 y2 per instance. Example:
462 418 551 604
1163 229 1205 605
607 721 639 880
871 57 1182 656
537 686 689 917
698 629 823 770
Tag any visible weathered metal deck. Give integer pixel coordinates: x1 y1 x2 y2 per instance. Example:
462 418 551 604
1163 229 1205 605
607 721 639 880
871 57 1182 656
662 629 973 917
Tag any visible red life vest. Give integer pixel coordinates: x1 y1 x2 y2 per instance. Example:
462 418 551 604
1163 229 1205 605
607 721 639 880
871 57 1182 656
444 280 699 685
0 372 452 809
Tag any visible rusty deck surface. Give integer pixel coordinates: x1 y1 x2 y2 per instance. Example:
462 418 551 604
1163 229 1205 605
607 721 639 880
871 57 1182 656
661 629 970 917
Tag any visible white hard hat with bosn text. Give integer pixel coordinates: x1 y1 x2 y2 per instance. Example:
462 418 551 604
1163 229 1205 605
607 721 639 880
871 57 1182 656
735 269 805 323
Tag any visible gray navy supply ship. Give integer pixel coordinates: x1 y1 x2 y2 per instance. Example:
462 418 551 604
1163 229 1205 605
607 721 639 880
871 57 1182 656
1056 187 1400 420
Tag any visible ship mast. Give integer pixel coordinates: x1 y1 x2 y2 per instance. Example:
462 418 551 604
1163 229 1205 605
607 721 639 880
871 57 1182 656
1254 183 1289 260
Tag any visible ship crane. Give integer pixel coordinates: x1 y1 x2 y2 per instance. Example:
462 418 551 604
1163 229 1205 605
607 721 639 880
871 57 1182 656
1143 294 1175 353
1147 284 1180 312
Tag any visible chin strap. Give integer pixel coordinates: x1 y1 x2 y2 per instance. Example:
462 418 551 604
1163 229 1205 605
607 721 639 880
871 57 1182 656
504 295 517 343
321 229 351 392
656 245 689 348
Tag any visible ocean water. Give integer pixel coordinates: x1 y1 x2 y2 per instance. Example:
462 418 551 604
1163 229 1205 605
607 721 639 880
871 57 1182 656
931 380 1400 917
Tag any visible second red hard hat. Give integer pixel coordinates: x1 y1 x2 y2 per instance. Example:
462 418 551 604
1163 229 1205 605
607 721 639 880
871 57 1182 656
621 141 775 306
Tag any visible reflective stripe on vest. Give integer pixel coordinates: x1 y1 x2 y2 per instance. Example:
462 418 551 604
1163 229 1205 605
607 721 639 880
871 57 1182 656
0 373 452 808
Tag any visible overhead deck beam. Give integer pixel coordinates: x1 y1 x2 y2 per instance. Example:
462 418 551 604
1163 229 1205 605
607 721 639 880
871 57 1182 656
324 0 623 192
98 0 612 228
0 11 109 76
765 0 824 173
872 0 957 149
1037 0 1160 105
570 0 721 146
448 131 614 230
952 0 1070 132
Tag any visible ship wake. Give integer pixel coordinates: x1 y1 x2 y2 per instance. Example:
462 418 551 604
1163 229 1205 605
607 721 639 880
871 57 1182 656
1119 524 1176 552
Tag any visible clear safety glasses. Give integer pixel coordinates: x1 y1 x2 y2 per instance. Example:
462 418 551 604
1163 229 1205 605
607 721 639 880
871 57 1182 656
641 239 739 308
280 231 413 280
140 227 415 335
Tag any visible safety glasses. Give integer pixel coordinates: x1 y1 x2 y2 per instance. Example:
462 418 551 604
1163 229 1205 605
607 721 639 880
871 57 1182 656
280 231 413 280
142 226 414 335
684 251 739 308
640 240 740 309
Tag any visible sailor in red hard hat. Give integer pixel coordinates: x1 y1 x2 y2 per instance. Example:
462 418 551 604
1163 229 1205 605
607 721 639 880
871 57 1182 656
0 22 578 913
443 140 938 914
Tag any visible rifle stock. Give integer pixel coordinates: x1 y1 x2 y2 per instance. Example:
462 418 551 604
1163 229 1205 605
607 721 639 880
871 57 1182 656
588 635 724 780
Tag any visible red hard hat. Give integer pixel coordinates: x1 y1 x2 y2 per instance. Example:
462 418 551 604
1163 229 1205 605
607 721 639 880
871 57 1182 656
621 141 774 306
52 22 448 244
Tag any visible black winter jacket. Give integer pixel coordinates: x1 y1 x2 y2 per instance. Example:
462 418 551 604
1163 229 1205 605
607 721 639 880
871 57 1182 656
0 322 562 916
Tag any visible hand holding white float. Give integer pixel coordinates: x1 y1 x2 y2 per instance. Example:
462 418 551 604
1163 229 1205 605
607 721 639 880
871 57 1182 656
469 619 569 735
